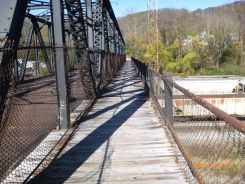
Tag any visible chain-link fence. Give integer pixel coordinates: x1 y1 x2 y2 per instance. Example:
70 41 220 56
0 42 59 183
132 58 245 184
0 48 124 183
0 0 125 182
0 45 124 184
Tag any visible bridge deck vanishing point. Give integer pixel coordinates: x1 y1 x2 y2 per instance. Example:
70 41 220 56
29 60 187 184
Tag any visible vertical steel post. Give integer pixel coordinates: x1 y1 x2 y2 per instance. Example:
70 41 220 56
48 24 55 71
111 22 116 53
34 34 39 77
86 0 94 50
0 0 28 121
101 6 105 51
93 0 103 91
118 37 122 55
52 0 70 129
114 27 117 54
101 5 107 88
103 8 109 52
106 12 112 53
98 1 103 91
164 76 173 123
86 0 97 94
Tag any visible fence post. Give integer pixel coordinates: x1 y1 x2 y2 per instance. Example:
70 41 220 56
51 0 70 129
164 76 174 124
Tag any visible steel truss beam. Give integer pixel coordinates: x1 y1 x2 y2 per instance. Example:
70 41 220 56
92 0 103 91
16 14 53 81
0 0 125 129
65 0 96 97
27 13 51 26
27 14 52 73
102 6 110 52
16 23 34 82
52 0 70 129
92 0 102 50
101 0 124 45
0 0 28 128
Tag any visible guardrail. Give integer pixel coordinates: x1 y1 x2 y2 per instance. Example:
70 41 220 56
132 57 245 184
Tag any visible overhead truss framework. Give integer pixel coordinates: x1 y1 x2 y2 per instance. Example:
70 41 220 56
0 0 125 127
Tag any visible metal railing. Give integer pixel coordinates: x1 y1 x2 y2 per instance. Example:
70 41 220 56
132 57 245 184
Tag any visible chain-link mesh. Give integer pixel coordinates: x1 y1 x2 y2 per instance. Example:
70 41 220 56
132 58 245 184
0 21 60 181
0 0 125 182
168 79 245 184
0 41 60 182
0 45 125 183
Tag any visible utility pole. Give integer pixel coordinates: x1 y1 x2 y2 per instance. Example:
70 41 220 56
147 0 159 70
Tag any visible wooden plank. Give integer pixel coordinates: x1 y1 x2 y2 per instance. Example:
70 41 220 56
70 100 92 124
3 130 66 183
29 61 187 184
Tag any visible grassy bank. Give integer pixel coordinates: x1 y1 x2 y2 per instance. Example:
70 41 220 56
198 64 245 76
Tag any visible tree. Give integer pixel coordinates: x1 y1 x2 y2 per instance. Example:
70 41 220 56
118 1 245 75
181 51 201 74
207 21 232 68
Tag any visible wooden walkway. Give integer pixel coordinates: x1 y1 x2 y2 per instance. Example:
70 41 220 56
29 60 187 183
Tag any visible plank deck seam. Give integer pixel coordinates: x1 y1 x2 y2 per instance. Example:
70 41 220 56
28 60 188 184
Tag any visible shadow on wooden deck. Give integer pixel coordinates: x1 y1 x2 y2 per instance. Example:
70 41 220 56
28 92 147 183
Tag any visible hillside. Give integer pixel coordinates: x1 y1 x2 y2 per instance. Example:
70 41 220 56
118 1 245 75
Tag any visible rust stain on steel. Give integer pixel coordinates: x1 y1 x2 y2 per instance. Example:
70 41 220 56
162 75 245 134
174 97 245 116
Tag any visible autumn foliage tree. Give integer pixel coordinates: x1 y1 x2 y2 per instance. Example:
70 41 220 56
118 1 245 75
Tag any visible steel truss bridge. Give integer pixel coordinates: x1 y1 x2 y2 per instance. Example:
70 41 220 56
0 1 245 184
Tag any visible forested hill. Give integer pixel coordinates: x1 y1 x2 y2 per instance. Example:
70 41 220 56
118 1 245 75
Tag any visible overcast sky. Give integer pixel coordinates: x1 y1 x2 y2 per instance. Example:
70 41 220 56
111 0 239 17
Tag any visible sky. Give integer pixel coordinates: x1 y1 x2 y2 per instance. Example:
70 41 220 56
111 0 238 17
